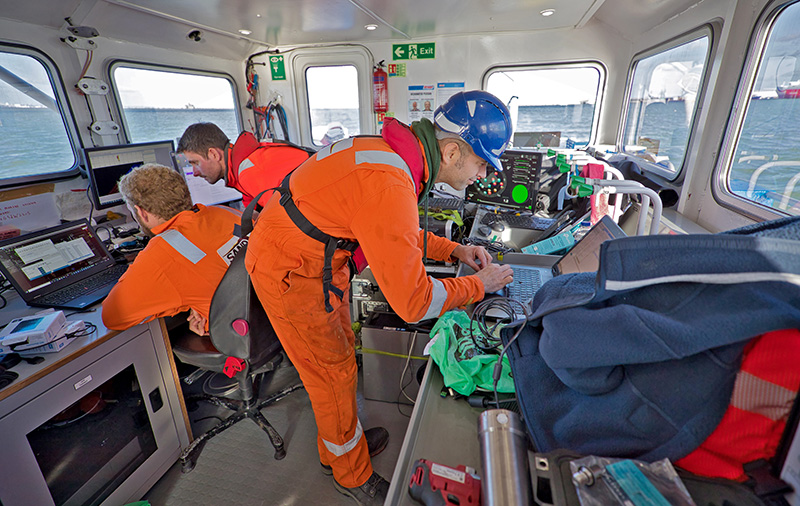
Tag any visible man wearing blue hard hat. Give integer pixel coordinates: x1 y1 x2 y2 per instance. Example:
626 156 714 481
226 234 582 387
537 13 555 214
245 89 515 505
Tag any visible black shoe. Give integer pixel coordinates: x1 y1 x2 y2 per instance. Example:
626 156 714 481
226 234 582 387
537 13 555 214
365 426 389 457
321 427 390 475
333 472 390 505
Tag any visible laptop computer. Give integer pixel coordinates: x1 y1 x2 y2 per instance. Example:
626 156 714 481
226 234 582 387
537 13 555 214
461 215 626 315
0 220 127 310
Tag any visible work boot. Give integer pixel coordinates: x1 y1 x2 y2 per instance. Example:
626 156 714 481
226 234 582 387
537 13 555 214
333 471 390 506
321 427 390 475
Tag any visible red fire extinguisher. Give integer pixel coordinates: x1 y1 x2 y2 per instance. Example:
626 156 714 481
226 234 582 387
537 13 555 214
373 60 388 113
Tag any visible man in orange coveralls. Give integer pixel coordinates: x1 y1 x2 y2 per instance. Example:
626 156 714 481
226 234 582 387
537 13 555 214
245 90 515 505
102 163 245 334
177 122 312 208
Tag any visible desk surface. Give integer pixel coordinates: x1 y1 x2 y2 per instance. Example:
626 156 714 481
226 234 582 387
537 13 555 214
0 290 119 403
386 360 484 505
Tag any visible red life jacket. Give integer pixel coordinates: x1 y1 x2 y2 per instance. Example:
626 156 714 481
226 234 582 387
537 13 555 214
676 328 800 481
226 131 313 207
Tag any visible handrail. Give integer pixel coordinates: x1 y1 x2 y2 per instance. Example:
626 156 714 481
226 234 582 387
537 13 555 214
779 171 800 211
746 161 800 198
589 180 663 236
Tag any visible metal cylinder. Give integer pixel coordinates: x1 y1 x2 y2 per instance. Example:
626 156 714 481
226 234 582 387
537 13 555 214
478 409 531 506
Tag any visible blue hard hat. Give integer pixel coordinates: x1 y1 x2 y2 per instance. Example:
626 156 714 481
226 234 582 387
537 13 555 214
434 90 512 171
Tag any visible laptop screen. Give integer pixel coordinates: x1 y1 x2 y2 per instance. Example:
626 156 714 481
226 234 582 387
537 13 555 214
465 150 543 211
552 215 626 275
0 220 113 297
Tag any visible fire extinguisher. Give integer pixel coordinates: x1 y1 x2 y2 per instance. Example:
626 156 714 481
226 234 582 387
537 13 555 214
373 60 388 113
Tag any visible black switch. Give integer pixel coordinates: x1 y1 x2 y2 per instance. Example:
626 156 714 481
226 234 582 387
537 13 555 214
149 387 163 412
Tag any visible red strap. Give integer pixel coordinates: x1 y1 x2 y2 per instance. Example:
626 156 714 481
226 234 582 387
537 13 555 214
223 357 246 378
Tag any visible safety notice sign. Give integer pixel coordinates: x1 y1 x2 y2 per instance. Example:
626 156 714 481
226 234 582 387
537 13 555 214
269 55 286 80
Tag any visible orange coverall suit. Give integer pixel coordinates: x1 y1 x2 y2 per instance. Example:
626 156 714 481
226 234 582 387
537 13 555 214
226 132 311 208
245 128 486 488
102 204 244 331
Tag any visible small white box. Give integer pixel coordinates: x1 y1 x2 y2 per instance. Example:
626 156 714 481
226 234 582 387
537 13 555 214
0 311 66 348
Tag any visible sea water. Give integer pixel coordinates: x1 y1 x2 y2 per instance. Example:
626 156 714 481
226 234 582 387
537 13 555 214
1 102 799 210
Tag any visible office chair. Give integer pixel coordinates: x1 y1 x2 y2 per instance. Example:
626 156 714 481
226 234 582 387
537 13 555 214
171 233 303 473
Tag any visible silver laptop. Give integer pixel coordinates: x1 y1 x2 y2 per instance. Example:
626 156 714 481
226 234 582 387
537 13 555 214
461 215 626 314
0 220 127 310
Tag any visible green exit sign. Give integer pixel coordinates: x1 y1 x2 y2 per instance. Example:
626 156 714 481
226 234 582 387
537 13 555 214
392 43 435 60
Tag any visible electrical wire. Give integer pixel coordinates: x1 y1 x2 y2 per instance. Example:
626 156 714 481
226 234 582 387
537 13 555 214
65 321 97 339
77 49 93 80
466 297 529 408
399 330 419 404
0 276 10 311
86 184 95 223
461 236 513 255
492 319 526 409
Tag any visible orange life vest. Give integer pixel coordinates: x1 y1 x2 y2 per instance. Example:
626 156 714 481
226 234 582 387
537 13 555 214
676 328 800 481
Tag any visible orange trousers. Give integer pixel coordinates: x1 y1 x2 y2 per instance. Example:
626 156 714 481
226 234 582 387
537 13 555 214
248 252 372 488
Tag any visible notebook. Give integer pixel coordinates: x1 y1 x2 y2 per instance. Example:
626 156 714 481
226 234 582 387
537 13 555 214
503 215 627 306
0 220 127 310
460 215 626 315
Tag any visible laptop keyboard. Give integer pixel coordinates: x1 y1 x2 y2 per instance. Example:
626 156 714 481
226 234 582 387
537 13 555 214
37 264 128 306
505 266 543 305
480 213 555 231
422 197 464 210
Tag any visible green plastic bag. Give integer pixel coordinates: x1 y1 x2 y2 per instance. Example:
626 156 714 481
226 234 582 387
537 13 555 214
428 310 515 396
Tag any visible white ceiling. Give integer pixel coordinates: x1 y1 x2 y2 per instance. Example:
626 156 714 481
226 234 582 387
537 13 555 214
99 0 607 46
0 0 705 48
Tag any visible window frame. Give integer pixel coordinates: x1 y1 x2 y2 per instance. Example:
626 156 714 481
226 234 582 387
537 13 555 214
289 47 373 147
0 42 81 188
617 26 715 181
481 60 607 149
713 1 799 220
107 60 242 144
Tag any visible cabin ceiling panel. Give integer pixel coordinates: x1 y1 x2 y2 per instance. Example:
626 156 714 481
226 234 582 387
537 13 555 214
0 0 85 31
87 0 607 46
594 0 705 39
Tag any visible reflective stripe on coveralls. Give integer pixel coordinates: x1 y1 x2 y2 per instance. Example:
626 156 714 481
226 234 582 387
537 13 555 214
158 229 206 264
323 419 363 457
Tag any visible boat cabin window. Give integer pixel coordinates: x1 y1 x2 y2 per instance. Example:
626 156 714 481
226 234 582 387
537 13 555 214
0 44 79 186
484 63 604 149
109 63 239 144
723 1 800 216
621 31 710 179
306 65 360 146
287 47 372 146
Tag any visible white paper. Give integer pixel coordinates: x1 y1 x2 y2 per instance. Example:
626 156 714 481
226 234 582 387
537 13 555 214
436 82 465 108
0 193 60 233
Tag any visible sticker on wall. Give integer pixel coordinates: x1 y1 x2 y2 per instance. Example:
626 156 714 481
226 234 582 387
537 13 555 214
408 85 435 122
392 43 435 60
269 55 286 80
388 63 407 77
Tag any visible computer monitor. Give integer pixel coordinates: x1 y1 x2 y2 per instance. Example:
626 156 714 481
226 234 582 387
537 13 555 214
173 152 243 206
84 140 176 210
465 150 543 211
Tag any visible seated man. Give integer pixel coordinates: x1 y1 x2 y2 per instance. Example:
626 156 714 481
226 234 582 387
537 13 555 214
101 163 391 459
102 163 245 333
